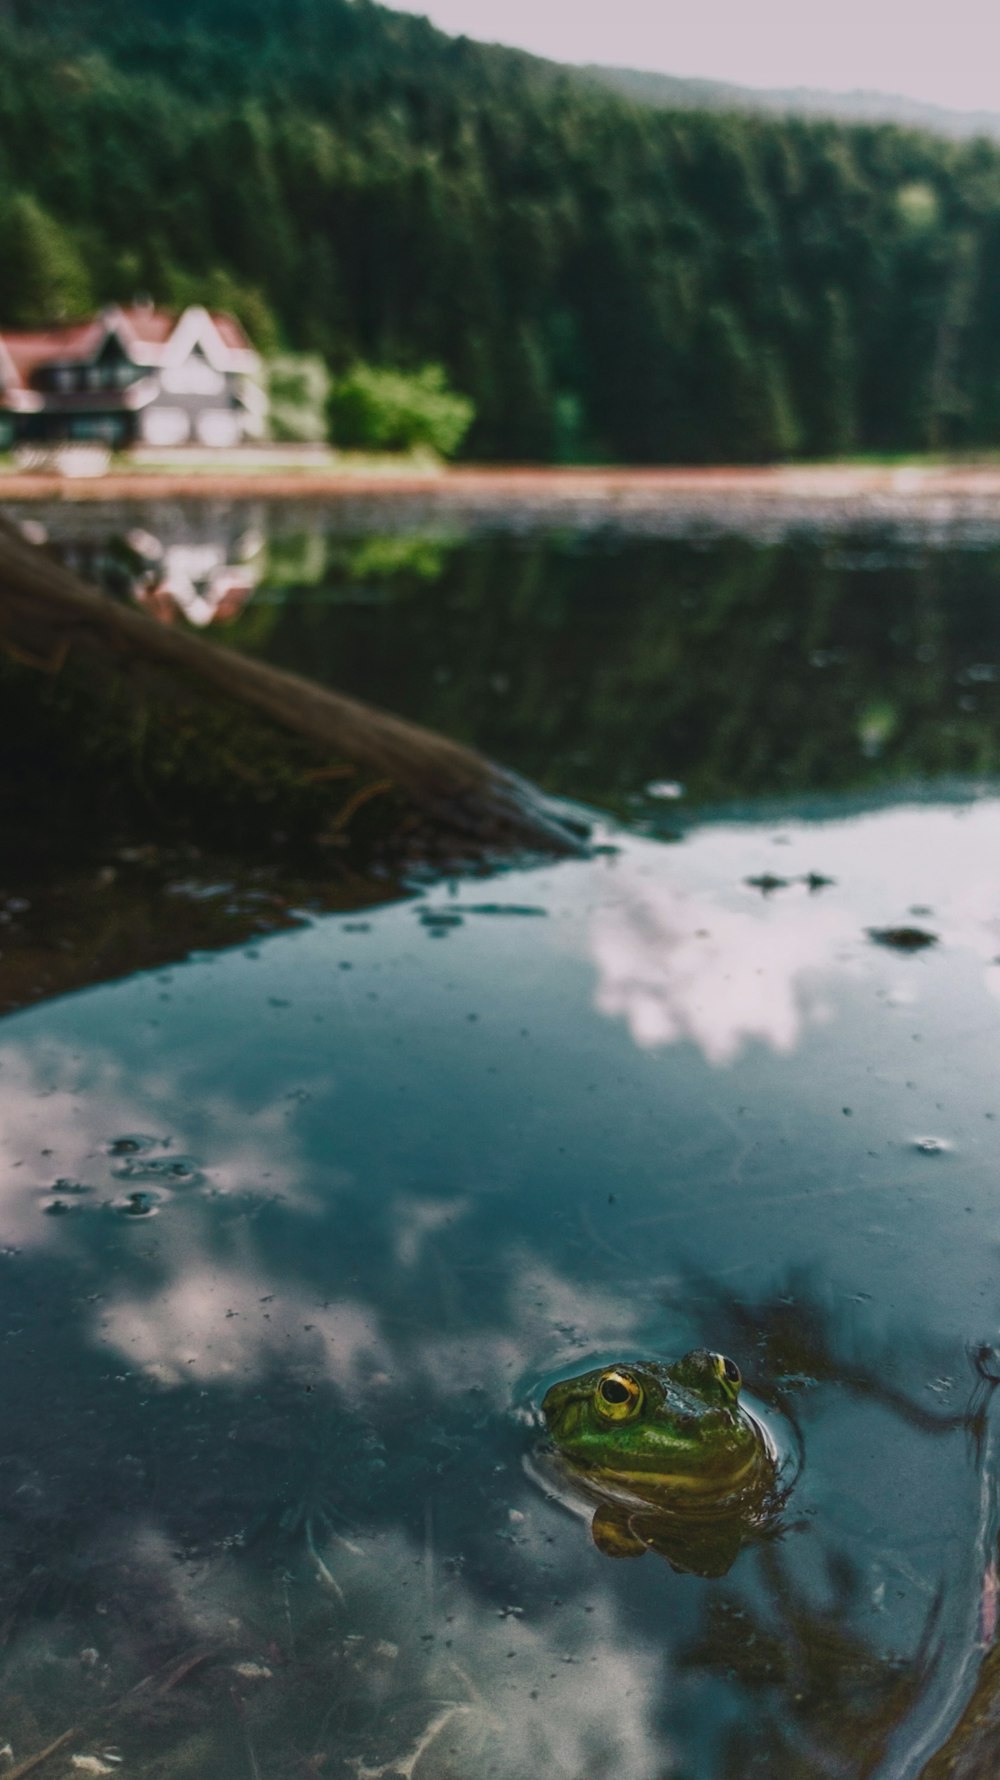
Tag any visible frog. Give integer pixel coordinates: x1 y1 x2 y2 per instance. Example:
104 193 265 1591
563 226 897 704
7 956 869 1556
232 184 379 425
539 1350 781 1576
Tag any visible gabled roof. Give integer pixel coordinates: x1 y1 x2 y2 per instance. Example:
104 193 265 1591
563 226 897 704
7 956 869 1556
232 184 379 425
127 305 259 373
0 320 106 394
212 313 256 353
0 304 260 402
115 306 178 348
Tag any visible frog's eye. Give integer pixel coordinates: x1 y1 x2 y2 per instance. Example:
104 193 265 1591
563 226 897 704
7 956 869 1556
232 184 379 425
594 1369 644 1421
712 1353 742 1398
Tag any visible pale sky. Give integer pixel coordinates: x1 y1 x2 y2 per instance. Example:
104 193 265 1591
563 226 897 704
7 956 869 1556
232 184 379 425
385 0 1000 113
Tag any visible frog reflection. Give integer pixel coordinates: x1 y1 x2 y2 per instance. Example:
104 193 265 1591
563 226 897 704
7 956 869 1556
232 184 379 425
541 1350 783 1576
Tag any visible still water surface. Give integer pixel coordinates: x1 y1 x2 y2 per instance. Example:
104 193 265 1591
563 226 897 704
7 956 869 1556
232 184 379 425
3 505 1000 1776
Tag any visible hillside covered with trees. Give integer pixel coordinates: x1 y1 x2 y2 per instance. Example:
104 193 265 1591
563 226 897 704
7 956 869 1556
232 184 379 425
3 0 1000 461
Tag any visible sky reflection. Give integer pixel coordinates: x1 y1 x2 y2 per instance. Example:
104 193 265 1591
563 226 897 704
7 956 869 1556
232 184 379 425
590 872 850 1062
2 801 1000 1774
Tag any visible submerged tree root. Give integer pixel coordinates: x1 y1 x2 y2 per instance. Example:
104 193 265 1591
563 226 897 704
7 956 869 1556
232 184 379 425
4 1726 77 1780
3 1648 219 1780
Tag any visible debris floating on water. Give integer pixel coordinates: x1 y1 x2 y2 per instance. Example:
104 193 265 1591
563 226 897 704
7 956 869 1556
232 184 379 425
867 926 939 952
745 874 791 895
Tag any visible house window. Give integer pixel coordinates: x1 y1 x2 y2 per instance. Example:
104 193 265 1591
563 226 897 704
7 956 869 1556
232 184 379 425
36 365 77 392
68 416 126 445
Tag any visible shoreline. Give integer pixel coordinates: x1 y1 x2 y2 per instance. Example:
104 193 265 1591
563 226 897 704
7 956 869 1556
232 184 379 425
5 463 1000 538
1 461 1000 501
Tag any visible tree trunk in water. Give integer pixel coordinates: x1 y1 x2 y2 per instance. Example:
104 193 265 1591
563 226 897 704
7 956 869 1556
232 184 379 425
0 513 583 862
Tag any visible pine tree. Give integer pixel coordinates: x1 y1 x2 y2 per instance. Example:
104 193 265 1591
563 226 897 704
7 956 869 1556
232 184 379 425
0 193 92 323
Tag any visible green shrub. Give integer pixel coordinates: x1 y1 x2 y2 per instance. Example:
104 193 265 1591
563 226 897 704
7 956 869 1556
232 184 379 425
329 363 474 458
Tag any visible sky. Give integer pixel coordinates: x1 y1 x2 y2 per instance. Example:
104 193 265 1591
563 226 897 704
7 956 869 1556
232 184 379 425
384 0 1000 113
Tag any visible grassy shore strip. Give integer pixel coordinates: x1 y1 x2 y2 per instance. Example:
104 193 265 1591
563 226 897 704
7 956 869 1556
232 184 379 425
5 462 1000 504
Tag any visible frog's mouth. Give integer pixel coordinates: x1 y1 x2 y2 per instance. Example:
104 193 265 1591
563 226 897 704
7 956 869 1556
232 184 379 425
588 1445 764 1496
535 1442 767 1525
589 1408 779 1497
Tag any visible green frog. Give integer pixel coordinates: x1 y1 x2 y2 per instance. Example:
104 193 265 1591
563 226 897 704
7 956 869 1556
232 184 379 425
540 1350 782 1575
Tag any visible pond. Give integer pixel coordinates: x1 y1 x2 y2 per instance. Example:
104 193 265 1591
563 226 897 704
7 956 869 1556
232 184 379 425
2 502 1000 1777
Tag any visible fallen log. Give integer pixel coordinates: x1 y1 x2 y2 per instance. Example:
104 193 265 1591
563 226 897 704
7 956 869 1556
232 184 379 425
0 512 583 866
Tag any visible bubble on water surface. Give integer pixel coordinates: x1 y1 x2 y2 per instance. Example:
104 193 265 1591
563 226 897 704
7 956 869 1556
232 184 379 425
112 1153 202 1185
106 1135 159 1158
117 1192 160 1218
912 1136 952 1155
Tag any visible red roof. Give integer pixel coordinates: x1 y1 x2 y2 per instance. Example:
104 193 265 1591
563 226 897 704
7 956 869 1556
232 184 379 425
0 305 256 390
115 305 254 353
211 311 253 352
1 320 105 386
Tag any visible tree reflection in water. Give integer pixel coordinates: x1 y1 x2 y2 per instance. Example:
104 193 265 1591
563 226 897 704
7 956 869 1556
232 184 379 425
15 505 1000 814
672 1271 1000 1778
680 1541 932 1780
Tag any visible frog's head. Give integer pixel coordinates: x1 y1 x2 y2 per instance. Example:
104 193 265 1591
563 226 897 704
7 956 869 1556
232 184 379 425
541 1350 757 1490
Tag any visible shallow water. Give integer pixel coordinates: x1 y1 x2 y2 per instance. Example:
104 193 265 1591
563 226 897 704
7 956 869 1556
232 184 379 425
3 509 1000 1775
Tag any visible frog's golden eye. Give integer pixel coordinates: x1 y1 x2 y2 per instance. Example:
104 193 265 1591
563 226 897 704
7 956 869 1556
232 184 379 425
594 1369 644 1421
713 1353 742 1397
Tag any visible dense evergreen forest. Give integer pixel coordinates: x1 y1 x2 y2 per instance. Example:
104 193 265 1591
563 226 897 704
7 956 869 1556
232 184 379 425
4 0 1000 461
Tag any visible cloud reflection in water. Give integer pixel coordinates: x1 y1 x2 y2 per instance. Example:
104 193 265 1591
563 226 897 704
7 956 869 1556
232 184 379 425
2 808 1000 1774
590 873 852 1063
104 1266 391 1392
0 1039 312 1247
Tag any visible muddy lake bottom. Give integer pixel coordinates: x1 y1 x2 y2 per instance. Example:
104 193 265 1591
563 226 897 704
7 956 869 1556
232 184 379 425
2 503 1000 1777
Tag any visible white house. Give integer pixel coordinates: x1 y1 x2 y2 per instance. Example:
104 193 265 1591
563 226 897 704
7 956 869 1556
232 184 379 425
0 303 267 449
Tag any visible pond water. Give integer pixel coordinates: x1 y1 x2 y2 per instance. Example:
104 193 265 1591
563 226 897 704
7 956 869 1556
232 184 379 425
3 503 1000 1776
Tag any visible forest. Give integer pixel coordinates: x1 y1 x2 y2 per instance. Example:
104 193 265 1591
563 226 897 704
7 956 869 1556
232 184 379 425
4 0 1000 461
